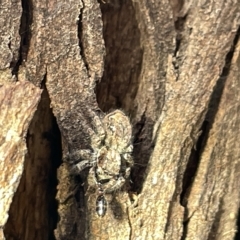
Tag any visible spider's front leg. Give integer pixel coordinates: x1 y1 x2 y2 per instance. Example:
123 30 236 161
66 149 96 175
103 163 133 193
101 176 126 194
122 151 134 169
71 160 95 175
86 165 125 194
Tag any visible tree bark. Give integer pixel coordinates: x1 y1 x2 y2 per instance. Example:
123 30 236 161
0 0 239 240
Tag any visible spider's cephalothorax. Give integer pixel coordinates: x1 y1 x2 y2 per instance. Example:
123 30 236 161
68 110 133 210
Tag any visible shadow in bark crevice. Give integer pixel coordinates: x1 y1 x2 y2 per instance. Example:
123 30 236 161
12 0 33 75
4 82 62 240
131 114 155 193
78 0 90 74
96 0 143 113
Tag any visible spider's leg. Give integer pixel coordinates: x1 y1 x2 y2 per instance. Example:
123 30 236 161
122 153 134 167
71 160 95 174
65 149 95 174
124 167 131 179
102 176 126 194
66 149 93 164
87 164 99 188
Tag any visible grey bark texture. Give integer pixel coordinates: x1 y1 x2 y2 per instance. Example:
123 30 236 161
0 0 240 239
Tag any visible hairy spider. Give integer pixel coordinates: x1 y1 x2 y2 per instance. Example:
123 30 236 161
68 110 133 195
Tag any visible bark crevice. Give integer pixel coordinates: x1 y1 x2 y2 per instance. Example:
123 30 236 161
96 0 143 113
4 85 62 240
12 0 33 75
78 0 90 74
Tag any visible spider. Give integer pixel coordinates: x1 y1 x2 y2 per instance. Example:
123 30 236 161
68 110 133 198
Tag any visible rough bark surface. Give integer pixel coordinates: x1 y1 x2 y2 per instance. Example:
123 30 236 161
0 0 240 239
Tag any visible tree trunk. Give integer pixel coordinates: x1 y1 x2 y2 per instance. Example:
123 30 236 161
0 0 239 239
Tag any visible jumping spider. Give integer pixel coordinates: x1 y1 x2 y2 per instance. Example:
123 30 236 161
68 110 133 216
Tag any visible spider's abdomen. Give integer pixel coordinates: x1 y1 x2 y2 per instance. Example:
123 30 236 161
96 194 107 217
